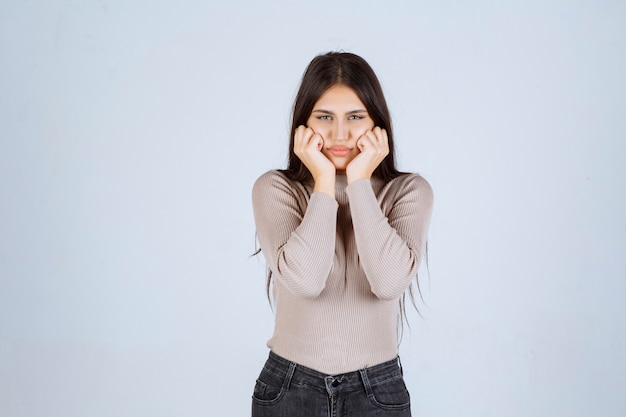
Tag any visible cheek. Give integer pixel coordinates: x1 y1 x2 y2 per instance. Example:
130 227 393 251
351 123 374 138
306 118 323 132
309 122 331 136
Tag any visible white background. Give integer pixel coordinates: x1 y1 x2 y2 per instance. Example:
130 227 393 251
1 1 625 416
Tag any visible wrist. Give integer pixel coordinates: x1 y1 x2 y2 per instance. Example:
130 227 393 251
347 170 371 185
313 174 336 198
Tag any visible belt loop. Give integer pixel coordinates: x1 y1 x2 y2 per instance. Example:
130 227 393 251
397 356 404 376
283 361 297 391
359 369 374 397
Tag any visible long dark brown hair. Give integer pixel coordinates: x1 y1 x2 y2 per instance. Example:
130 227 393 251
282 51 403 183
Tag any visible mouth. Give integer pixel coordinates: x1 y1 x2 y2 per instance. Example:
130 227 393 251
328 146 351 157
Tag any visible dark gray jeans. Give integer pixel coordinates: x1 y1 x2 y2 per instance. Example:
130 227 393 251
251 351 411 417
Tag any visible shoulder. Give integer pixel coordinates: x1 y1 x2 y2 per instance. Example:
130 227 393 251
253 169 288 189
252 170 310 202
388 173 432 193
253 169 296 191
384 173 434 204
399 173 432 193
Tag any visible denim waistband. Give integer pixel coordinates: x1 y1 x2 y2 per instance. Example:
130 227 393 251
264 351 404 396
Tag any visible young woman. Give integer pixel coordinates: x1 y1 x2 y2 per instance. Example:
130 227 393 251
251 52 433 417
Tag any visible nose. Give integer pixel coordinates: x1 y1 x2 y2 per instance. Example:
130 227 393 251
332 120 349 141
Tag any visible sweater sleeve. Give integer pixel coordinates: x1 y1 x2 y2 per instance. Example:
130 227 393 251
252 171 338 299
346 174 434 300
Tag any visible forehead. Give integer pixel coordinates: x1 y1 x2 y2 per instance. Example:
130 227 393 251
313 84 366 110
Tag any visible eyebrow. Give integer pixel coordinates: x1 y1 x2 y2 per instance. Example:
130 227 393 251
311 109 368 115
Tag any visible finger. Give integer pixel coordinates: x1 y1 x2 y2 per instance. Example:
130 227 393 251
364 130 377 142
303 127 317 145
356 133 374 152
294 125 306 146
378 128 390 154
364 128 380 143
298 126 313 141
365 128 389 152
370 126 386 143
294 126 314 153
310 132 324 151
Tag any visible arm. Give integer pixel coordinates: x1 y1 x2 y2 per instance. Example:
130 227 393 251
346 174 434 300
252 171 338 299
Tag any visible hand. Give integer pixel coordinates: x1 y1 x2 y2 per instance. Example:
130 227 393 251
346 127 389 184
294 125 335 180
294 125 336 196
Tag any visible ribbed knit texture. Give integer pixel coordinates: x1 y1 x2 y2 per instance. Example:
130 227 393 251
252 170 433 375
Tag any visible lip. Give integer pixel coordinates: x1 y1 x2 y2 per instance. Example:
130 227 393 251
328 146 351 156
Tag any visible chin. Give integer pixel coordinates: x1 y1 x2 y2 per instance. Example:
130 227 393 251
331 158 355 172
332 163 349 172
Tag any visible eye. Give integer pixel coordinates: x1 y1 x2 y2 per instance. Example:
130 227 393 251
349 114 365 120
317 115 332 121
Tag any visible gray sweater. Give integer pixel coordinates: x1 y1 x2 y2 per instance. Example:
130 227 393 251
252 170 434 374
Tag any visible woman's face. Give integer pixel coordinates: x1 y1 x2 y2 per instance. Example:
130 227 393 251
306 84 375 173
